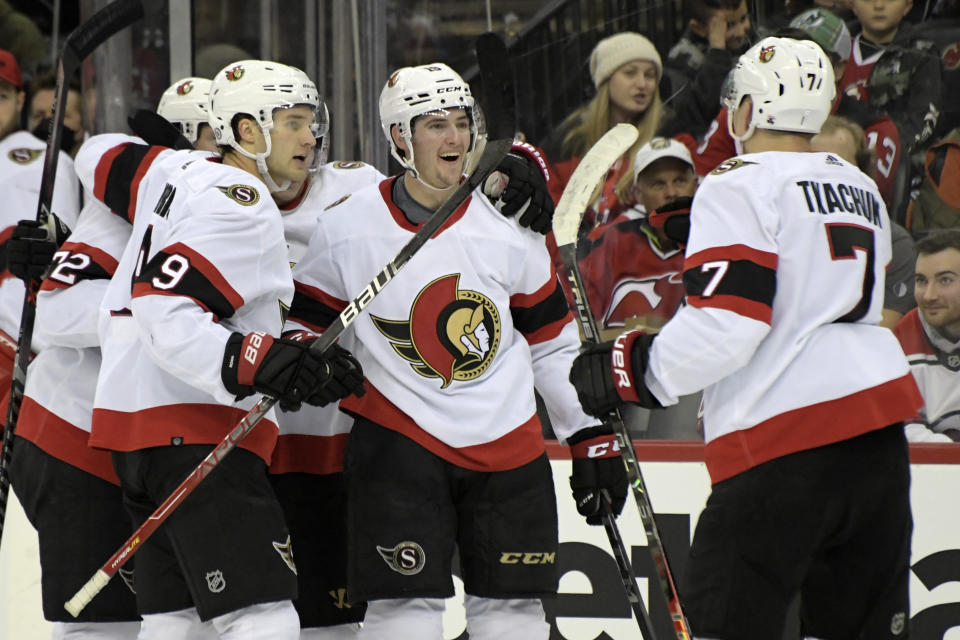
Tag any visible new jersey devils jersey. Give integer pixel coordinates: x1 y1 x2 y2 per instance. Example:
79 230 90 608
577 208 685 330
644 151 922 483
73 134 292 463
272 160 384 475
0 130 81 345
288 177 595 472
894 308 960 441
17 199 130 483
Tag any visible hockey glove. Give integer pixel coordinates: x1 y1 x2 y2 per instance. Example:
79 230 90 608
647 196 692 248
568 424 627 525
7 216 71 281
569 331 663 418
282 330 366 407
485 141 554 234
222 331 355 412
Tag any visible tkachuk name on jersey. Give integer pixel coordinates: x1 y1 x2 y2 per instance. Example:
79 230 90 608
795 179 882 227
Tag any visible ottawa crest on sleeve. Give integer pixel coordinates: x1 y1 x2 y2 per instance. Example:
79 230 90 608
709 157 757 175
8 148 43 164
217 184 260 205
371 273 501 388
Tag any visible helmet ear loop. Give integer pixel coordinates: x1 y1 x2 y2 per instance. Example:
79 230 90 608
727 95 758 143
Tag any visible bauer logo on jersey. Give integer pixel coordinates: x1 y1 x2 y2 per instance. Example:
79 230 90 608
8 148 42 164
217 184 260 205
371 274 501 388
376 541 425 576
710 158 757 176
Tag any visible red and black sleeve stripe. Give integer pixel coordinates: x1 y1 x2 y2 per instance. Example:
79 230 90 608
131 242 244 321
510 276 572 344
683 244 777 324
39 242 119 292
93 143 166 224
288 280 346 332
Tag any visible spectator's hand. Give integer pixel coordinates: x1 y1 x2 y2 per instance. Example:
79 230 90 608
648 196 693 248
707 12 728 50
568 424 627 525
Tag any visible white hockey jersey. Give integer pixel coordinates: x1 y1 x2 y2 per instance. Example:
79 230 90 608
0 130 80 345
74 134 292 463
894 308 960 442
18 198 130 483
272 160 384 475
644 152 922 483
289 177 595 472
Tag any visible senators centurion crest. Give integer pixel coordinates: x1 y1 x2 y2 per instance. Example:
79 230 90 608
371 274 500 388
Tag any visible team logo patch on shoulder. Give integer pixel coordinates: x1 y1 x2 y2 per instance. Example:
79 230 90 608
371 274 501 388
324 193 351 210
710 158 757 175
376 541 425 575
8 148 43 164
333 160 364 169
217 184 260 205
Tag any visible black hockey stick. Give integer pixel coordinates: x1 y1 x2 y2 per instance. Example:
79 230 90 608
128 109 194 150
0 0 145 547
553 123 692 639
64 32 516 616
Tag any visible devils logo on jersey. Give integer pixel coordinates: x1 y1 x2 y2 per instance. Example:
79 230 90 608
371 274 500 388
8 148 43 164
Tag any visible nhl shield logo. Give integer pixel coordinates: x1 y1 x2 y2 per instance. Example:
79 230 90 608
890 611 906 635
376 541 425 576
205 569 226 593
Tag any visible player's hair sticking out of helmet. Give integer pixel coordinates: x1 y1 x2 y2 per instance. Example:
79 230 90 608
207 59 327 192
157 77 212 144
378 63 478 189
721 36 836 143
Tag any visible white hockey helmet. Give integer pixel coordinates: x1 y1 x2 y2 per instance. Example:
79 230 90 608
721 36 836 142
378 62 477 175
157 77 212 144
208 59 327 190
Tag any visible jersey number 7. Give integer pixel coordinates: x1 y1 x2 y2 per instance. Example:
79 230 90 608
825 222 876 323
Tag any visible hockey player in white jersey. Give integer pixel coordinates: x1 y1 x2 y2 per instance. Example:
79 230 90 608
157 76 218 152
570 37 922 639
70 60 365 640
286 62 621 640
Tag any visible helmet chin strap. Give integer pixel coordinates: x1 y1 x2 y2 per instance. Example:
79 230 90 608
231 126 291 193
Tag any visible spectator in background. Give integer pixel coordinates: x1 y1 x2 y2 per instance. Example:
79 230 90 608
541 32 663 226
28 71 86 157
812 114 917 328
0 0 47 77
660 0 754 141
838 0 942 156
894 229 960 442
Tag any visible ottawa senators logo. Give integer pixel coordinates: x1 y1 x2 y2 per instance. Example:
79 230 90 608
759 45 776 63
387 71 401 88
225 65 245 81
709 157 757 175
371 274 500 388
333 160 364 169
217 184 260 205
8 148 43 164
176 80 194 95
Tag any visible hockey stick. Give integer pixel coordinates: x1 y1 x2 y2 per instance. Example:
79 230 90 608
0 0 144 547
64 32 516 617
127 109 194 150
601 492 658 639
553 123 692 639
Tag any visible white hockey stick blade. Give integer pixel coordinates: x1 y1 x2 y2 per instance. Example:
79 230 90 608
552 122 639 249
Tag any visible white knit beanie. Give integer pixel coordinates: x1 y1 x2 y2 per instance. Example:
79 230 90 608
589 32 662 89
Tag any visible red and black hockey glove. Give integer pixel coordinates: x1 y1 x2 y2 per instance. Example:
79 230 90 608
568 424 627 525
647 196 692 248
485 141 554 234
7 216 71 281
283 330 366 407
569 330 663 419
221 331 364 412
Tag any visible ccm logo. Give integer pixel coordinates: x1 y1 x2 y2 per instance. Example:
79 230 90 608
244 332 267 364
436 86 463 93
612 333 631 389
499 552 556 565
586 439 620 458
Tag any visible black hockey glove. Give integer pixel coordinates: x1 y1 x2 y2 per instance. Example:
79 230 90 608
7 216 71 281
485 141 554 234
282 330 366 407
647 196 692 248
569 331 662 419
222 331 363 412
568 424 627 525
